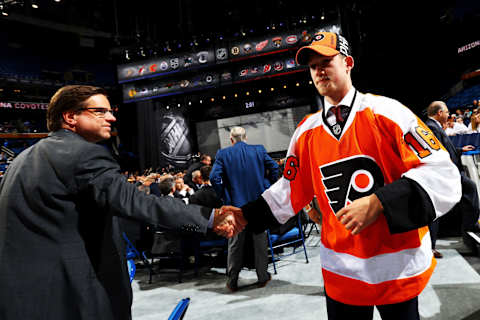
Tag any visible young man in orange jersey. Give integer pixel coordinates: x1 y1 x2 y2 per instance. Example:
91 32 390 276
229 33 462 319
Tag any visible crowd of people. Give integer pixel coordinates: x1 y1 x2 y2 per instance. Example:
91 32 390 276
0 119 46 134
445 99 480 135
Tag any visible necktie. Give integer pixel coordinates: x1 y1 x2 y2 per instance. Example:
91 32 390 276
328 105 349 123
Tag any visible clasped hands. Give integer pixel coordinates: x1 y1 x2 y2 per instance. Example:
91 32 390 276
213 206 247 238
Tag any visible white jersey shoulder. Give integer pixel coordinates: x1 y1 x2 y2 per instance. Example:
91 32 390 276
361 93 418 134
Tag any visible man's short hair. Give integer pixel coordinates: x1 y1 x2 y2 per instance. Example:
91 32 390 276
230 126 246 143
47 85 107 132
159 177 175 196
427 101 446 117
192 170 201 179
200 154 210 162
200 165 212 181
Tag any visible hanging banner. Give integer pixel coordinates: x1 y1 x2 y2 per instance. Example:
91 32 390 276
122 71 221 102
117 23 341 84
122 54 306 103
233 56 304 82
118 50 216 83
0 101 48 110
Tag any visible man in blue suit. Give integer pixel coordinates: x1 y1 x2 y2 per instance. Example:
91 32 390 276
210 126 279 291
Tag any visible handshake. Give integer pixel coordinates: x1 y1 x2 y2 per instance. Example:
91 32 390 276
212 206 247 238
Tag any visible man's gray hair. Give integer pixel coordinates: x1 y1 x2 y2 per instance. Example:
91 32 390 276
427 101 446 117
192 170 201 178
230 126 247 143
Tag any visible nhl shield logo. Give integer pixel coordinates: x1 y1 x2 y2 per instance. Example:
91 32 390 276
332 124 341 135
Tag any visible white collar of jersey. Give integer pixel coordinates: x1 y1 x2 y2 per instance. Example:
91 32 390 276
324 86 357 116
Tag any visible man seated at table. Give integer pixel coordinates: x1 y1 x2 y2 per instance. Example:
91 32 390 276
426 101 480 256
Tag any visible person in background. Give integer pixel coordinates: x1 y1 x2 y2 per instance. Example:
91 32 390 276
173 176 194 204
210 126 279 292
426 101 480 256
185 153 212 188
191 170 203 191
454 116 469 135
190 165 223 209
467 113 480 133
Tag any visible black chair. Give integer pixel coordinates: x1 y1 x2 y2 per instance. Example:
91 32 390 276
148 230 185 283
267 214 309 274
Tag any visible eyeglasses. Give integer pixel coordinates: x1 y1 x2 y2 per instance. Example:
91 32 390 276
79 107 115 118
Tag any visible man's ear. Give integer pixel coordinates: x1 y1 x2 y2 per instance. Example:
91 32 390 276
62 111 77 128
345 55 354 71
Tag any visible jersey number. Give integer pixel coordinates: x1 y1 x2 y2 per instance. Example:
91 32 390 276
283 156 299 181
404 126 441 159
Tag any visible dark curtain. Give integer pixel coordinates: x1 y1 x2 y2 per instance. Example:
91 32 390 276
136 100 194 172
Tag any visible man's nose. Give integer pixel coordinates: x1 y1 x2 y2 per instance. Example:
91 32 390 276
105 112 116 121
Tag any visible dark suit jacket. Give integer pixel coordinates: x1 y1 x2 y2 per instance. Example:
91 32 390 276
425 118 463 171
210 141 279 207
0 129 211 320
189 185 223 209
184 161 203 188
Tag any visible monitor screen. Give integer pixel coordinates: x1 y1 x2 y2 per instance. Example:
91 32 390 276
196 105 311 157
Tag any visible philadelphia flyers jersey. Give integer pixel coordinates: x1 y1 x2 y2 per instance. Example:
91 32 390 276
261 87 461 305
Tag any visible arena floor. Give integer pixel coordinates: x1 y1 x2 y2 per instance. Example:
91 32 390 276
131 232 480 320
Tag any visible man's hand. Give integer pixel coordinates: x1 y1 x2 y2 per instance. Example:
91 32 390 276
335 194 383 235
213 206 247 238
462 145 475 152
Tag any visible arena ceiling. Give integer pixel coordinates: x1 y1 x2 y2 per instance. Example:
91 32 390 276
0 0 479 110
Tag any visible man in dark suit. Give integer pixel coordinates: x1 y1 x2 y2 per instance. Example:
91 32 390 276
210 126 279 291
184 153 211 189
0 85 241 320
425 101 480 256
190 165 223 209
190 166 224 243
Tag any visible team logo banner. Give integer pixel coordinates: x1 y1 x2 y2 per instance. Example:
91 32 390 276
117 23 340 84
117 50 216 83
233 56 303 82
122 71 221 103
121 53 308 102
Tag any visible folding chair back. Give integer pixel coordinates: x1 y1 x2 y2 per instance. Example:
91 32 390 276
267 214 309 274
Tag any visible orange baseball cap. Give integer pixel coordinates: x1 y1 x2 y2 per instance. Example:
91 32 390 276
295 32 351 65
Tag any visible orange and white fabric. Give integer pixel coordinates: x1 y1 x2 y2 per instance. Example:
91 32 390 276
262 87 461 305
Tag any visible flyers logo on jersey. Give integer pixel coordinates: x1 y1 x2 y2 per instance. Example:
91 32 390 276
320 155 384 213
